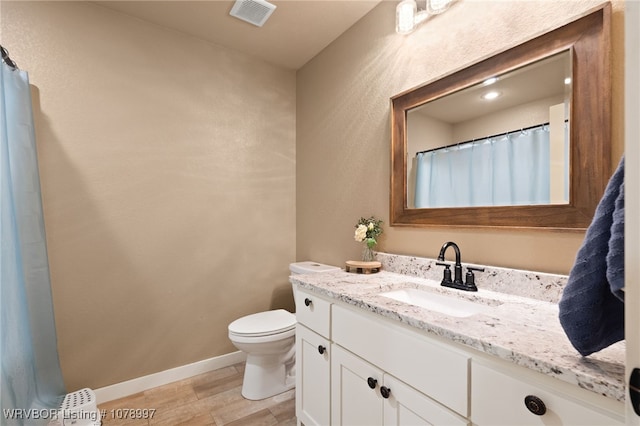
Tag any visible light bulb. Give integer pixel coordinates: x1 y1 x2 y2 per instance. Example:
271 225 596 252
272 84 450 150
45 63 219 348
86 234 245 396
427 0 452 14
396 0 417 34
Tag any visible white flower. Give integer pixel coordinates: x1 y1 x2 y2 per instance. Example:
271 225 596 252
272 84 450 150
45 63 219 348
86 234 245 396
354 224 368 242
368 222 374 230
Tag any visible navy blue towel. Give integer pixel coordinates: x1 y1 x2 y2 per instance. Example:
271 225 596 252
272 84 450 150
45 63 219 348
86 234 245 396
559 156 625 356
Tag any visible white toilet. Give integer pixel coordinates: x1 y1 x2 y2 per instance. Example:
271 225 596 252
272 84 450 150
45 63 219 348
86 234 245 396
228 261 340 400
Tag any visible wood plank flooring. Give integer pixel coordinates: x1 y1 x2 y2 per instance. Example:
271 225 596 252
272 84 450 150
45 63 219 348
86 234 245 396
98 363 296 426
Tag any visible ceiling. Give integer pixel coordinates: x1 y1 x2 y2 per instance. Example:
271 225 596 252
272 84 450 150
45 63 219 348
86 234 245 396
412 51 571 124
92 0 383 70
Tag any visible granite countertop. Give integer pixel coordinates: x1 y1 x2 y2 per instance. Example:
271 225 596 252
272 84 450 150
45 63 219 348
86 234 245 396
289 254 626 403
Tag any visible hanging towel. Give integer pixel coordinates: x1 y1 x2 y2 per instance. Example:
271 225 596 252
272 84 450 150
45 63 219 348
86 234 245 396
607 176 625 301
559 156 625 356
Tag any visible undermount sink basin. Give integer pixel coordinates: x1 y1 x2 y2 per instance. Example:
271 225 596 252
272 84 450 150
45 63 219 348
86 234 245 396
380 288 491 318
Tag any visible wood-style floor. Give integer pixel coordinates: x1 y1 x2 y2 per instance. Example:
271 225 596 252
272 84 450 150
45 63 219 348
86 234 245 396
98 363 296 426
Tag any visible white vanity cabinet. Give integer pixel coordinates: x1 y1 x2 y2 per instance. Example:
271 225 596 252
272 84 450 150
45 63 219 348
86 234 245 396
293 286 624 426
295 289 332 426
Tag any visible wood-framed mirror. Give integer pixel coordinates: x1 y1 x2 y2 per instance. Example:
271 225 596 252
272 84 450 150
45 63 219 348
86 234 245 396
390 4 611 230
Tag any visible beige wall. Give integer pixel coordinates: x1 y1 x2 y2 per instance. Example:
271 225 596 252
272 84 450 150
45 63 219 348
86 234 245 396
297 0 625 275
2 1 296 391
451 95 565 142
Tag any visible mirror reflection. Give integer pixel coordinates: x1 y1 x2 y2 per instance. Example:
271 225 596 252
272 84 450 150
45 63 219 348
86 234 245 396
406 51 572 209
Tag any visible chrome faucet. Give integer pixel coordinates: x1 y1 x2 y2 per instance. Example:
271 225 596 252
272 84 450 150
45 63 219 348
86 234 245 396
436 241 484 291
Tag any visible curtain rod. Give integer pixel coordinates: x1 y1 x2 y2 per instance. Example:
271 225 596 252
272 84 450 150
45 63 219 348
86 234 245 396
415 121 553 156
1 45 18 70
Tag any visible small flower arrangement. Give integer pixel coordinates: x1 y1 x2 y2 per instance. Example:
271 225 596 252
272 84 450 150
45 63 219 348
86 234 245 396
354 216 383 261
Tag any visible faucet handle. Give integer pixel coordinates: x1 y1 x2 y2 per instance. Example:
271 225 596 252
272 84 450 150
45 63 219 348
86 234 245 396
464 266 485 290
436 262 453 285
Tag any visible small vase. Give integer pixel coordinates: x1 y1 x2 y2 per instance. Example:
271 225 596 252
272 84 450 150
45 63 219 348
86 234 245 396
362 244 376 262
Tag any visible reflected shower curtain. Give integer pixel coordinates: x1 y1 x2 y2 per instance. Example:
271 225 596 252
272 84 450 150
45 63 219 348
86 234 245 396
414 127 551 208
1 61 65 424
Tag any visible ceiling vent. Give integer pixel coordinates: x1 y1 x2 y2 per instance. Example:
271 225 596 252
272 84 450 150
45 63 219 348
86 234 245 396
230 0 277 27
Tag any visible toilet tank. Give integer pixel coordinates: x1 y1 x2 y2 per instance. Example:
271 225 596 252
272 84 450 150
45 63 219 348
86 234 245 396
290 262 340 310
289 261 340 275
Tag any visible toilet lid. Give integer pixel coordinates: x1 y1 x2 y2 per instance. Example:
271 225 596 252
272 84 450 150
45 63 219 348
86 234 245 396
228 309 296 337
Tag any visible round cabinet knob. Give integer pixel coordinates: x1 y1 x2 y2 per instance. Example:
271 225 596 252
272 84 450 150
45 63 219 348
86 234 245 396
304 298 312 307
367 377 378 389
524 395 546 416
317 345 326 355
380 386 391 399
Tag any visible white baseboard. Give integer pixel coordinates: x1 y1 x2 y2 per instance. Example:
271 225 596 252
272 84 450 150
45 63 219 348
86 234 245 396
94 351 247 404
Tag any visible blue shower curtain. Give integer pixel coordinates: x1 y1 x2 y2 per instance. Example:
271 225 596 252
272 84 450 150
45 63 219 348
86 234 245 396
1 60 65 424
414 126 551 208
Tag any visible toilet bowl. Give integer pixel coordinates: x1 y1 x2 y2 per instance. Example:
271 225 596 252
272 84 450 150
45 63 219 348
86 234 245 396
228 309 296 400
228 261 340 400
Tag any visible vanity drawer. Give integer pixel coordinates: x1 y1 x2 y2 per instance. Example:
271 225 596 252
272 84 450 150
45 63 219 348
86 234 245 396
295 289 331 338
331 304 470 417
471 360 624 426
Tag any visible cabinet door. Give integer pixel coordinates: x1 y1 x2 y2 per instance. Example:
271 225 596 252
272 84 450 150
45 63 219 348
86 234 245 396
296 324 331 426
331 344 384 426
383 375 469 426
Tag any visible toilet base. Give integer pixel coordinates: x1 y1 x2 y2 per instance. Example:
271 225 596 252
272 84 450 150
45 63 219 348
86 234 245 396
241 353 295 400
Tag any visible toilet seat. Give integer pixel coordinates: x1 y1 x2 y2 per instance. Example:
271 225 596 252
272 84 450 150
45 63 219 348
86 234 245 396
228 309 295 338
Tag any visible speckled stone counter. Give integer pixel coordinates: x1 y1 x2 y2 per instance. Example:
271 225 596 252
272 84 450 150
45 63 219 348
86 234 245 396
290 253 626 403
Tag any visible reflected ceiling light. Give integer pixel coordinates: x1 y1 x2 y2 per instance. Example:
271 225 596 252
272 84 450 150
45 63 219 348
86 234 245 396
482 77 498 86
396 0 453 34
481 91 501 100
564 77 572 85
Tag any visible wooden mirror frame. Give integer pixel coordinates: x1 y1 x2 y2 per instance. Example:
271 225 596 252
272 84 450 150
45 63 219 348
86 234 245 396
390 4 611 230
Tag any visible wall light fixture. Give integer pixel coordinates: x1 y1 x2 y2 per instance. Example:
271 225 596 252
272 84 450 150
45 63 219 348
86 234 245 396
396 0 453 34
